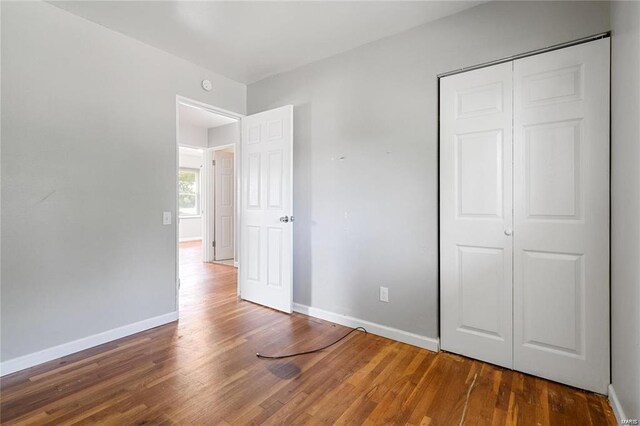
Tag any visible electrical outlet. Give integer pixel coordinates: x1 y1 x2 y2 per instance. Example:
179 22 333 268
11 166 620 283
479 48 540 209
380 286 389 303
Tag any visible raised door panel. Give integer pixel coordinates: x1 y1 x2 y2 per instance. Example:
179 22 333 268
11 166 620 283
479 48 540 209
522 250 584 357
456 130 503 218
525 121 581 219
267 151 283 209
457 246 506 341
220 216 232 249
221 174 233 207
246 226 261 282
267 227 283 287
247 124 261 145
521 65 583 108
455 82 504 118
267 120 283 140
247 153 261 209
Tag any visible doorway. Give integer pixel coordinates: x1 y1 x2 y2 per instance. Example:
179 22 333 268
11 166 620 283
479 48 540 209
176 97 243 301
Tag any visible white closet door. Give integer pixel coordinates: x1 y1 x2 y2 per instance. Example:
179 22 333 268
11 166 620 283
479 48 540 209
440 62 514 368
513 39 610 393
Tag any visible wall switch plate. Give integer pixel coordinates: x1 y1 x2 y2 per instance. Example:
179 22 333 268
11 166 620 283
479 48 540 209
163 211 172 225
380 286 389 303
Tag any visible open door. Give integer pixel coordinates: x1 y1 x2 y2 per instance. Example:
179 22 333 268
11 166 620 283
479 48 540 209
239 105 293 313
214 150 235 261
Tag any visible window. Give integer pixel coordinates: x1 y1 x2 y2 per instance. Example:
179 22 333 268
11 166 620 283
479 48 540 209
179 168 200 217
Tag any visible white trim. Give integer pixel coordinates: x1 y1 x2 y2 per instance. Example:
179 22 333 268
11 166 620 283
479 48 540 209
203 147 215 262
234 261 239 268
175 99 181 314
0 311 178 377
179 237 202 243
608 384 627 426
176 96 244 122
293 303 440 352
179 215 202 219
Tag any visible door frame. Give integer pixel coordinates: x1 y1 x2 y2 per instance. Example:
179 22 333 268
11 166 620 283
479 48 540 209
436 33 611 385
175 95 244 311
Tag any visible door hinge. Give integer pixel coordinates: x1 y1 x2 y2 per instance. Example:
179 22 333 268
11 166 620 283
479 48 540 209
212 160 216 166
212 240 216 248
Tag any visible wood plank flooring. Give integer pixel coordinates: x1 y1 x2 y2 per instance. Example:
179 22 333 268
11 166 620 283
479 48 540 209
0 241 616 425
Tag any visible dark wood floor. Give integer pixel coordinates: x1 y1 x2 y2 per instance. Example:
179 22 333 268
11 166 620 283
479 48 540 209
1 241 616 425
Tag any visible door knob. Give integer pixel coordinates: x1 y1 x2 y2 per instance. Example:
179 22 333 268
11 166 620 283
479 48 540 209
504 229 513 236
279 216 289 223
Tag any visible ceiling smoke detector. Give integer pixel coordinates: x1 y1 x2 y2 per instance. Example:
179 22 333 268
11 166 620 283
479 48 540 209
201 79 212 91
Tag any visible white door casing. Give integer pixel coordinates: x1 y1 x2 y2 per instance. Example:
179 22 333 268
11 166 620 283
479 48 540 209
440 62 514 368
240 105 293 313
512 39 610 393
214 150 235 261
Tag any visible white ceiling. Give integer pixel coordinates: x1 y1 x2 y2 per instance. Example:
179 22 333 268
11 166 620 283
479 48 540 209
178 103 237 129
51 1 482 84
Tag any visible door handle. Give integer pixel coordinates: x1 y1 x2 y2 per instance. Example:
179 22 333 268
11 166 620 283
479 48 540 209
504 229 513 236
279 216 289 223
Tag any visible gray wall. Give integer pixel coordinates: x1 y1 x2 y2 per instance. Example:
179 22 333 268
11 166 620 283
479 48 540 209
1 1 245 361
611 1 640 420
179 123 209 148
248 1 610 339
208 122 240 148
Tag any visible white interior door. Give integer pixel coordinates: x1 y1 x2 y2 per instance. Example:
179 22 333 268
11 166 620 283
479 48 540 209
214 150 235 261
513 39 610 393
240 105 293 313
440 62 514 368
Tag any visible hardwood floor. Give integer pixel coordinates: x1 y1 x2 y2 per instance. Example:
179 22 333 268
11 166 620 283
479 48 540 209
1 241 616 425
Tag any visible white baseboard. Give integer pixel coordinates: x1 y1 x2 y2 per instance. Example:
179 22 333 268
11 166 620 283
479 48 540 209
179 237 202 242
608 384 627 426
0 311 179 377
292 303 439 352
